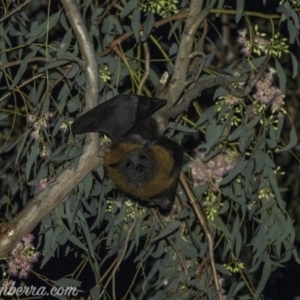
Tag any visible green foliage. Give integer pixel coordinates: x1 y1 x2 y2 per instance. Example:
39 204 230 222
0 0 300 299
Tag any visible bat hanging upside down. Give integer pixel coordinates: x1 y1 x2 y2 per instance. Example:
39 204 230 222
72 94 183 211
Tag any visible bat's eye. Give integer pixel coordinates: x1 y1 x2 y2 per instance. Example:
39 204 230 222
126 160 133 168
139 154 148 161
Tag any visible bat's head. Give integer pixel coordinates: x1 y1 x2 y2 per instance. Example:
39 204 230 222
113 147 155 184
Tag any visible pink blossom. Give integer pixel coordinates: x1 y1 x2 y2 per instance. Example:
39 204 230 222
27 114 36 124
7 261 18 276
45 111 54 120
238 28 247 37
18 269 29 279
38 179 48 192
7 234 40 279
22 233 35 244
30 130 40 140
40 148 49 159
60 122 68 133
190 149 237 187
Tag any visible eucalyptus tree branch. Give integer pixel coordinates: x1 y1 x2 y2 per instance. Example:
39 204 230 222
164 1 208 105
154 1 210 127
62 0 99 113
166 61 269 120
0 0 100 257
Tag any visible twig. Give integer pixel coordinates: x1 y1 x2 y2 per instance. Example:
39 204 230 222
186 52 207 85
155 212 188 275
99 215 138 299
100 7 280 58
0 56 83 70
188 16 209 77
179 172 223 300
137 40 150 95
99 10 189 57
95 0 118 25
0 0 32 23
211 8 280 19
98 257 118 285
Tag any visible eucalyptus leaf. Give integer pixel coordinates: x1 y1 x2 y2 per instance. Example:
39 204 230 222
26 11 61 44
51 278 82 287
120 0 138 18
57 28 73 56
289 51 298 78
235 0 244 23
220 158 247 185
142 12 155 41
150 221 180 242
64 226 88 252
254 255 272 298
146 259 161 281
278 124 297 152
131 8 141 42
80 216 96 259
25 143 40 181
11 49 38 88
275 58 286 93
90 285 101 300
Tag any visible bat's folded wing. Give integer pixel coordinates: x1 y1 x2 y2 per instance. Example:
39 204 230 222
72 94 166 142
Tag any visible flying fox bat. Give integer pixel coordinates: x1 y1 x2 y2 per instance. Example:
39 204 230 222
72 94 182 211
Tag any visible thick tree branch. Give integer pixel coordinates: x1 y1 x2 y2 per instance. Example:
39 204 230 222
155 1 209 106
154 1 210 129
167 1 208 104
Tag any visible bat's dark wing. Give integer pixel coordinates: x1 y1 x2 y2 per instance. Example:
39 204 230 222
72 94 166 142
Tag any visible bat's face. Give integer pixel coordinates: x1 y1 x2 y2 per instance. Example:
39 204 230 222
117 148 155 183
